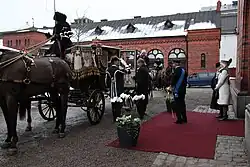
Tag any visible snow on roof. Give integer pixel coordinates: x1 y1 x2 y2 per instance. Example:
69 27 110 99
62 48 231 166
16 29 31 33
37 28 53 34
0 46 20 52
71 20 187 42
188 21 216 30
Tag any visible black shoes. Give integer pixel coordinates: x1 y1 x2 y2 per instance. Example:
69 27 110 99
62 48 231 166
174 120 187 124
218 116 228 121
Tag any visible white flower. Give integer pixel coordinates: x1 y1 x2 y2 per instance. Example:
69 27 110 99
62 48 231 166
132 94 145 101
134 118 140 122
111 96 123 103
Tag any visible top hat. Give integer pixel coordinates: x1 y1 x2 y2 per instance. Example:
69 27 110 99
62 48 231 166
110 56 120 63
53 12 67 22
221 58 232 67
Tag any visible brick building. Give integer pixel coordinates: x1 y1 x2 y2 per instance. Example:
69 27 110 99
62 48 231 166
1 2 235 75
71 11 221 74
231 0 250 118
0 27 52 50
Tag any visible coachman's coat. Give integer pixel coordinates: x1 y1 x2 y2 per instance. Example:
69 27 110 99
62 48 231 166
215 69 230 105
45 12 73 58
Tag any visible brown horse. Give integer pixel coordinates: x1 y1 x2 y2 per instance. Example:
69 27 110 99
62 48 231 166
0 51 71 154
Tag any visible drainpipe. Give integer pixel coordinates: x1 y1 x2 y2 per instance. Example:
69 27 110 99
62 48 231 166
185 35 189 74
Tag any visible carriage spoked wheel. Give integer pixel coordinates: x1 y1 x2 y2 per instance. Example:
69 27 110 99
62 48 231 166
38 93 56 121
86 90 105 125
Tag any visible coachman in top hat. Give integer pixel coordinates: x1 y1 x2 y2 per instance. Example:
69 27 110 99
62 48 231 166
45 12 73 59
106 56 130 122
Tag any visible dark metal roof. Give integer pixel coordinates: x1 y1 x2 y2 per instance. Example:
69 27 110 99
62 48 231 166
220 11 237 34
72 10 221 34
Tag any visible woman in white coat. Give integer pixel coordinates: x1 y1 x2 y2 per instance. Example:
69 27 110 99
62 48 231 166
215 58 232 120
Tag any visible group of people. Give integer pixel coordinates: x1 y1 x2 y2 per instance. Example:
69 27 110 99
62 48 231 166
107 56 149 121
210 59 232 121
45 11 231 123
107 51 189 124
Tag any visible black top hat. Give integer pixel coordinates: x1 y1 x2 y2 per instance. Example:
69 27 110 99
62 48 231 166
110 56 119 63
53 12 67 22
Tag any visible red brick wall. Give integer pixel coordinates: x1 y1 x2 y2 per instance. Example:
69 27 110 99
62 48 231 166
187 29 221 74
236 0 250 92
2 31 47 50
81 28 220 75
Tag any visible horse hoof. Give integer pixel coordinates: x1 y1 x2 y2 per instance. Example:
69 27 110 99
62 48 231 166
52 129 59 134
25 127 32 132
7 148 18 156
1 142 11 149
58 133 65 138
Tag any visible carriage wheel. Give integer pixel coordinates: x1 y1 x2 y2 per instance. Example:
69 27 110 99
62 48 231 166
38 93 56 121
86 90 105 125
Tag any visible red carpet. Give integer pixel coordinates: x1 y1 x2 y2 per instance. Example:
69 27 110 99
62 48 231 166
107 112 244 159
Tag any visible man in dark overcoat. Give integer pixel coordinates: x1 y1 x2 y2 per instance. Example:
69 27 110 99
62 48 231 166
135 58 150 119
210 62 221 113
106 56 125 122
45 12 73 58
168 60 188 124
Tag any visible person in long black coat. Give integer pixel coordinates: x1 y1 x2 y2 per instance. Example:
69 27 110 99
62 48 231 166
210 62 221 113
135 58 150 119
106 56 126 122
168 60 188 124
45 12 73 58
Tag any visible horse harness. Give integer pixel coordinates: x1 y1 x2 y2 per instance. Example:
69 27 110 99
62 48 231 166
0 54 59 88
0 54 34 85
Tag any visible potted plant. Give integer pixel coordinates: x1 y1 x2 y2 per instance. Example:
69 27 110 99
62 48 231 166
116 115 141 148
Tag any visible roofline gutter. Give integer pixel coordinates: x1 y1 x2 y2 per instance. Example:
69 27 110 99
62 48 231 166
185 35 189 74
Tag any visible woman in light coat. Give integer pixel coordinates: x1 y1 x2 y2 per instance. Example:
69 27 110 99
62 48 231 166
215 58 232 121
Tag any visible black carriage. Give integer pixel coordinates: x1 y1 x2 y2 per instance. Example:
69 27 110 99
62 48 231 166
35 43 122 125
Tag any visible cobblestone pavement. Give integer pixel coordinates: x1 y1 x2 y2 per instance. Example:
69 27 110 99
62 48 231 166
151 103 249 167
0 88 248 167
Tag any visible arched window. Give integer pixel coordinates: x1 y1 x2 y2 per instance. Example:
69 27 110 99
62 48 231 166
201 53 206 68
168 48 186 59
147 49 164 68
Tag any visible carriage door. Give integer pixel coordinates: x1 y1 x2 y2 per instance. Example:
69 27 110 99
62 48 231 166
168 48 187 70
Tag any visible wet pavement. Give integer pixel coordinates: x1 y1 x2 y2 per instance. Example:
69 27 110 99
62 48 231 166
0 88 246 167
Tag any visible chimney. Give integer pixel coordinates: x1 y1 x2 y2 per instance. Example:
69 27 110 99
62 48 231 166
216 0 222 12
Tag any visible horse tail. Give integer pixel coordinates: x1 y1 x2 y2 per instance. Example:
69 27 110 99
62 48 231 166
19 101 29 120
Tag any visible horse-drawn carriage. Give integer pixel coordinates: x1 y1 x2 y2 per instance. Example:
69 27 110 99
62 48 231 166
33 44 137 125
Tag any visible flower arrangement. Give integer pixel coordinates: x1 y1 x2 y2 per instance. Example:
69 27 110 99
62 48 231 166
116 115 141 140
111 93 145 103
166 91 174 103
132 94 145 101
